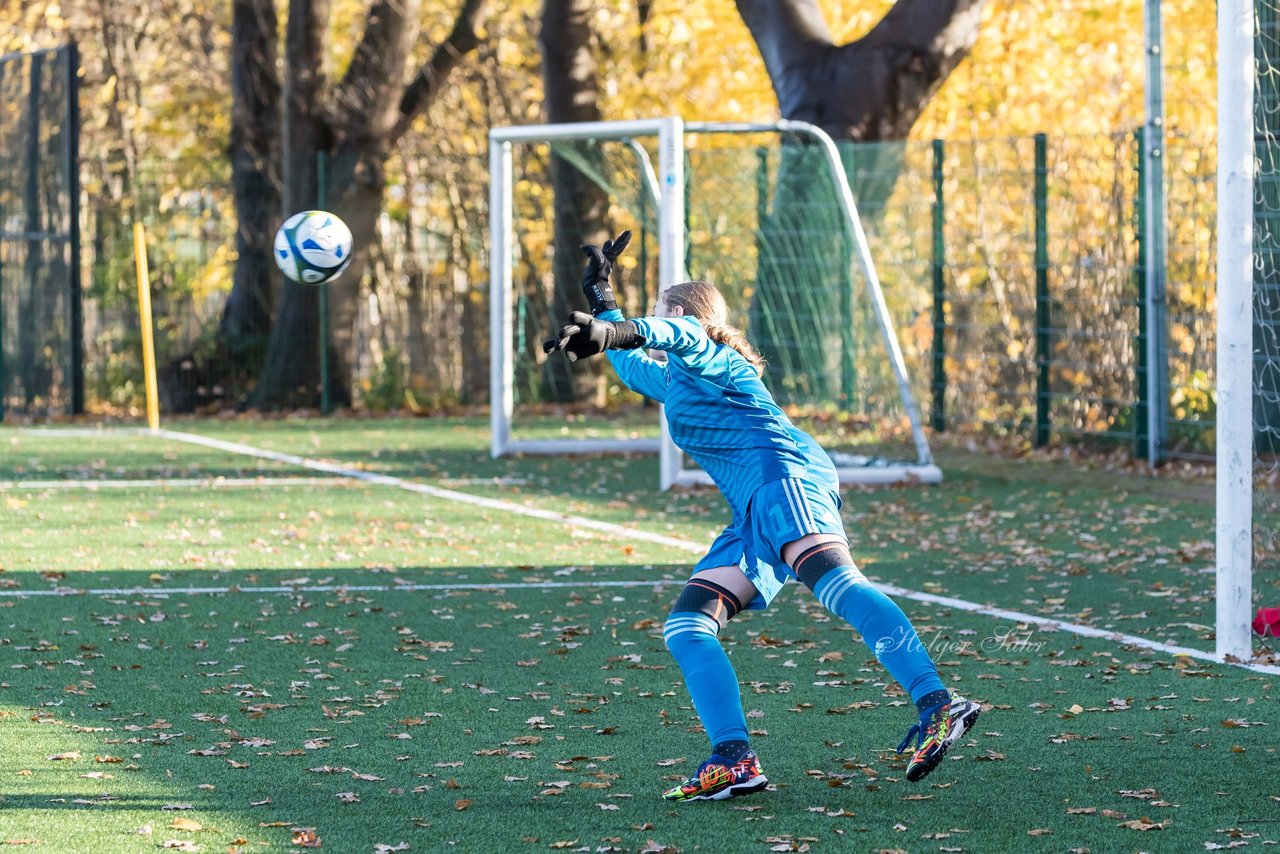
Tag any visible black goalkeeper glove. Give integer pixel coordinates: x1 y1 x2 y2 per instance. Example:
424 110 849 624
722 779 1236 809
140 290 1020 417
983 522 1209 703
542 310 646 362
580 230 632 315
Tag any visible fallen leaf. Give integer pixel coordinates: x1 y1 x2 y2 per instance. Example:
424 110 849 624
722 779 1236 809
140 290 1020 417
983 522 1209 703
454 799 473 811
290 828 321 848
169 818 202 832
1119 789 1159 800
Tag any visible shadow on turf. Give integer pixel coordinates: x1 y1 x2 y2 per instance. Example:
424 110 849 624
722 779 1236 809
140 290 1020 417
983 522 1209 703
2 565 698 597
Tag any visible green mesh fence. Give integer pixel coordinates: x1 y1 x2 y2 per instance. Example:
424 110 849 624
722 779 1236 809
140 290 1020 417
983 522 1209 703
0 44 82 419
81 162 236 414
1253 0 1280 636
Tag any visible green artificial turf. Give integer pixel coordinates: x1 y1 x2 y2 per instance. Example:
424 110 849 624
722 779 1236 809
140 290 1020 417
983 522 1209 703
0 418 1276 853
1 572 1275 852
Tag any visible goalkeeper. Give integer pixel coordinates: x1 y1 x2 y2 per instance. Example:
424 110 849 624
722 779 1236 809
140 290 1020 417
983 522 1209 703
544 231 981 802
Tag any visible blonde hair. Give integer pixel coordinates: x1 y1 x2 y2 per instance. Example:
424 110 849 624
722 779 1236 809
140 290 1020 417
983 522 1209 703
661 281 765 376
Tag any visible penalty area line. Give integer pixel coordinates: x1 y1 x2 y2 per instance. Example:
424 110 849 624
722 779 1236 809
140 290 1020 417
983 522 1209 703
0 476 354 491
23 427 1277 677
151 427 702 554
0 578 681 598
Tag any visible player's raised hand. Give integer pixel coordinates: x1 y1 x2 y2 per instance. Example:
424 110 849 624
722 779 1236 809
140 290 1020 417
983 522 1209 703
543 311 589 357
543 310 645 361
602 230 632 263
581 230 632 315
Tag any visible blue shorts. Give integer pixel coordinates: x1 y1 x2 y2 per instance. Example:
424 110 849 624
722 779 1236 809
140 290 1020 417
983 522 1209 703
693 477 847 610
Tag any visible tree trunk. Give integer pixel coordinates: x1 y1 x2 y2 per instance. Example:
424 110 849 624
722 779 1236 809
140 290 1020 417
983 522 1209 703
250 0 339 409
736 0 983 402
244 0 486 410
219 0 281 394
539 0 609 403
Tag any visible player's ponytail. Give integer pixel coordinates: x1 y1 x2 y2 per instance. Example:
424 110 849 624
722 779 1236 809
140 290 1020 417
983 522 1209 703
661 281 765 376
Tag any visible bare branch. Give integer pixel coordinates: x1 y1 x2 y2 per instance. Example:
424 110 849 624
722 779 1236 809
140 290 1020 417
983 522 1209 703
332 0 422 139
392 0 488 142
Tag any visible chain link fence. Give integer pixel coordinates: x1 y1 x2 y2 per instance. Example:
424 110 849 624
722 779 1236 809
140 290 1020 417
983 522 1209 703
0 44 82 418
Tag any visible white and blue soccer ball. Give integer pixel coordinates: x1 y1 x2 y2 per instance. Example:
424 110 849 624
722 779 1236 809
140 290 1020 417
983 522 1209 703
273 210 354 285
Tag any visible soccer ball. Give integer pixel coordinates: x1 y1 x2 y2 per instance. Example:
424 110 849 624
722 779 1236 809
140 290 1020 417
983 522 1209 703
273 210 354 285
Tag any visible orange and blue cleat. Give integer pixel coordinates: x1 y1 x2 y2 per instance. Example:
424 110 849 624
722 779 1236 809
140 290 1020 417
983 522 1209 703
661 750 768 801
898 695 982 782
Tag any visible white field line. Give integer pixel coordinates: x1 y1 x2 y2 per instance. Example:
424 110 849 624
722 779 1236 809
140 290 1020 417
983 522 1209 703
13 426 1278 676
0 579 678 597
0 476 352 490
150 428 703 553
16 427 131 438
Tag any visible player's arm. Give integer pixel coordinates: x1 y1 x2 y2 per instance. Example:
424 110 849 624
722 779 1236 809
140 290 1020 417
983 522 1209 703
543 230 669 401
627 316 717 366
598 309 669 402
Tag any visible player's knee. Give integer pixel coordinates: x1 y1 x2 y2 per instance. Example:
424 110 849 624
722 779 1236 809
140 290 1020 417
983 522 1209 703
663 579 745 648
663 611 722 653
791 541 856 591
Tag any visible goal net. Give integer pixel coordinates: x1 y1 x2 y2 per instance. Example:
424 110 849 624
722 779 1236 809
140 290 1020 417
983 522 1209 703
489 118 940 489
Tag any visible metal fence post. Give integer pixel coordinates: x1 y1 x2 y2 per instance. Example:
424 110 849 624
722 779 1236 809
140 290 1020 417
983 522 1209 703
66 42 83 415
840 146 856 406
1034 133 1051 448
931 139 947 432
1134 127 1150 456
1142 0 1169 465
317 150 331 414
0 196 5 420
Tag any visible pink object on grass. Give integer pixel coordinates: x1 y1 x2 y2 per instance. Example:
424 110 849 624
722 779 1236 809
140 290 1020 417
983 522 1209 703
1253 607 1280 638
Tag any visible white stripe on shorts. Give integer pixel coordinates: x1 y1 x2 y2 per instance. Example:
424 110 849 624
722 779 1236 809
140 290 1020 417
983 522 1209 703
783 478 818 532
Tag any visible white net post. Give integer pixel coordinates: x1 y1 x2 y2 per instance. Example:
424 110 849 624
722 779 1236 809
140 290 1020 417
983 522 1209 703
489 135 514 458
1216 0 1255 661
488 118 683 460
657 118 686 491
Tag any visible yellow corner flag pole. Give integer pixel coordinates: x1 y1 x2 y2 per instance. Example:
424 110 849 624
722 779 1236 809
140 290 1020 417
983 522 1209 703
132 222 160 431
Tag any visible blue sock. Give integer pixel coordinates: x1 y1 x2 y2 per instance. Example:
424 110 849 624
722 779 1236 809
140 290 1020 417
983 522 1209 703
812 565 947 703
663 612 749 748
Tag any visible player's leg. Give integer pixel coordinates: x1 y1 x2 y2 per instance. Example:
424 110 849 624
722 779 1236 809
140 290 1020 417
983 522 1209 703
661 564 768 801
757 478 977 783
782 532 948 703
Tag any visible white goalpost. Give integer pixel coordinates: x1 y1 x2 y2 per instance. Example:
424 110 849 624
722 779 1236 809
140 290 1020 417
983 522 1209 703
1216 0 1257 662
489 117 942 490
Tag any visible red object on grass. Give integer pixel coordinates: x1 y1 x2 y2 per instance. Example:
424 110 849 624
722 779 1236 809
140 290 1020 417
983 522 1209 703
1254 607 1280 637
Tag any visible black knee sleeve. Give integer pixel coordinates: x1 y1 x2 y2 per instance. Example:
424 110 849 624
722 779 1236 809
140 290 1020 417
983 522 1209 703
670 579 745 627
792 542 854 590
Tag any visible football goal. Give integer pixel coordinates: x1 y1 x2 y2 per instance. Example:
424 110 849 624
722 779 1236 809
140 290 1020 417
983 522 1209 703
489 117 941 490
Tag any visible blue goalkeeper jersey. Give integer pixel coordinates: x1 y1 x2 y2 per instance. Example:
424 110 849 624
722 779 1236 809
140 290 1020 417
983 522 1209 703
599 309 837 524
